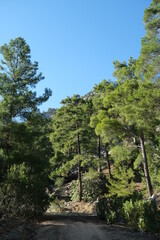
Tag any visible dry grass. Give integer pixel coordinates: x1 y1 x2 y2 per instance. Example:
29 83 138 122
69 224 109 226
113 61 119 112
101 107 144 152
48 200 96 215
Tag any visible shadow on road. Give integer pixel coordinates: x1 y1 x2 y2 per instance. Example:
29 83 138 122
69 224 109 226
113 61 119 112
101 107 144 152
41 213 99 223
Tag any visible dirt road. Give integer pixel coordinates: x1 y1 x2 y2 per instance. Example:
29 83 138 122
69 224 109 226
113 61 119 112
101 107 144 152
35 215 155 240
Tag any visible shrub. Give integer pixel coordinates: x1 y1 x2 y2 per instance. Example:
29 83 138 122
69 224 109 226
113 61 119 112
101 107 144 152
142 200 160 233
69 180 79 202
82 177 103 202
123 199 143 229
69 172 105 202
0 164 49 218
55 177 65 188
96 198 108 220
123 199 160 234
96 192 143 224
96 196 124 224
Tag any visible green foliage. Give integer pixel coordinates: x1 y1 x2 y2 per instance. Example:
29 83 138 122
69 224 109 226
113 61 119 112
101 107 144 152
0 38 52 219
96 198 108 220
0 37 52 165
69 171 105 202
9 112 53 170
147 144 160 192
123 199 143 229
96 197 124 224
50 95 96 166
55 177 65 188
93 55 160 197
69 180 79 202
0 37 52 120
50 94 98 201
0 164 49 218
0 149 6 181
123 199 160 234
106 144 136 197
82 175 103 202
136 0 160 81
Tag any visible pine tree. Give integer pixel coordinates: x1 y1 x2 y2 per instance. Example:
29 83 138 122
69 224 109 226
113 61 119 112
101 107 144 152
136 0 160 81
95 58 160 197
0 37 52 217
50 95 86 201
90 80 114 177
0 37 52 169
50 94 98 201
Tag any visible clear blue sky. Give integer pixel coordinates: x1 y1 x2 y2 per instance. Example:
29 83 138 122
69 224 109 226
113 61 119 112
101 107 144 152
0 0 152 111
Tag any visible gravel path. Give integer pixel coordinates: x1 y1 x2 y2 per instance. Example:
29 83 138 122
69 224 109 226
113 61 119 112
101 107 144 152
35 215 156 240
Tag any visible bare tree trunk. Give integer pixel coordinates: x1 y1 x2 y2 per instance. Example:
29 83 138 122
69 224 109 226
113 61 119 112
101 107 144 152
140 130 153 197
98 135 101 172
76 121 82 202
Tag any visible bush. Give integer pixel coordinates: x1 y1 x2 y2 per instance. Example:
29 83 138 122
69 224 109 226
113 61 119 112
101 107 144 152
69 180 79 202
96 197 124 224
55 177 65 188
96 192 143 224
96 197 108 220
0 164 49 218
123 199 143 229
123 199 160 234
69 172 105 202
82 177 103 202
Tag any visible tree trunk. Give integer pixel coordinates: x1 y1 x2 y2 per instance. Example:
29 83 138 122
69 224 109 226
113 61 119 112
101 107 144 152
76 121 82 202
98 135 101 172
106 149 112 179
140 130 153 197
78 160 82 202
5 106 13 171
